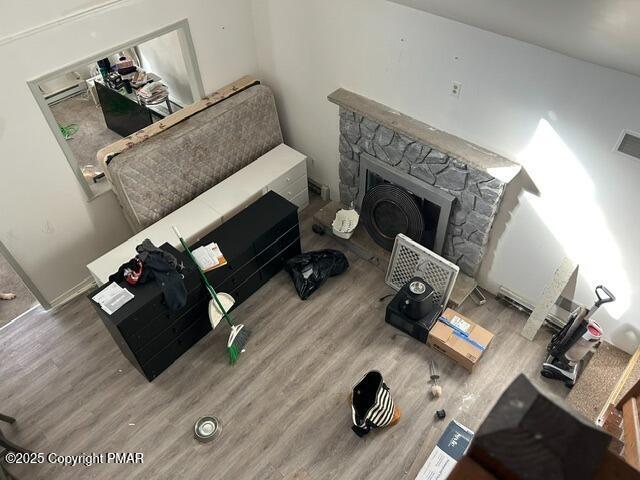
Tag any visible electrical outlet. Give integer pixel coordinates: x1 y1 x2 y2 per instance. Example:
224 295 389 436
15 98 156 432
450 81 462 98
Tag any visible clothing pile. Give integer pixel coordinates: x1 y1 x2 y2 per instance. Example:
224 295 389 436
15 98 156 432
109 239 187 311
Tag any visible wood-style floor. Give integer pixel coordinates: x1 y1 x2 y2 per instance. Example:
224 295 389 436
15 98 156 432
0 253 38 328
1 198 568 480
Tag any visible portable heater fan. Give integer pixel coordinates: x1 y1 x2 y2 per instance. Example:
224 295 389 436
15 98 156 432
385 234 459 307
384 234 459 342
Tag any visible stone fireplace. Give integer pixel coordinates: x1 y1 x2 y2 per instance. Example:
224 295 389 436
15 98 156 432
328 89 521 277
356 152 455 255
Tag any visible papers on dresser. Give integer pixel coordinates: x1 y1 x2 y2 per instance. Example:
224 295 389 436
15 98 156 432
92 282 134 315
192 242 227 272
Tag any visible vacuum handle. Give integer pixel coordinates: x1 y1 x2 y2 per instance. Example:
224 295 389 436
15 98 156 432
594 285 615 307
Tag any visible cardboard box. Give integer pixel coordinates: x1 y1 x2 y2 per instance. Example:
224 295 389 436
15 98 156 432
428 308 494 372
415 420 474 480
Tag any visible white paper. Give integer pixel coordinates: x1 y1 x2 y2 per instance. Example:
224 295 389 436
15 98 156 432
415 447 456 480
93 282 134 315
92 282 122 304
193 243 223 270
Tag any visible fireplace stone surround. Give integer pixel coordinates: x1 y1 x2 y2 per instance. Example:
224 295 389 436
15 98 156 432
328 89 521 276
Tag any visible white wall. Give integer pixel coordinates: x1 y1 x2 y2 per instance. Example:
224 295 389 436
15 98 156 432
251 0 640 352
0 0 110 38
0 0 258 305
137 30 194 106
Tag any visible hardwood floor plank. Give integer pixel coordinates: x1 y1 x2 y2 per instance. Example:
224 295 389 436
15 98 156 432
0 198 569 479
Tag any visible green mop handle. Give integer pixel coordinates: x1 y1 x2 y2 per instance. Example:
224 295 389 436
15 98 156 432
172 226 235 327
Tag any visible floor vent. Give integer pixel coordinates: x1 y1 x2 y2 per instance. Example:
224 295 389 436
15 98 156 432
616 131 640 160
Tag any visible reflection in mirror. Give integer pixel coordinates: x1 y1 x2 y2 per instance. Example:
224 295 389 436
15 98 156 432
34 25 201 193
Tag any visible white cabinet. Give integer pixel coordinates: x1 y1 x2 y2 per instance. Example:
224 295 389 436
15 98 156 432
87 144 309 286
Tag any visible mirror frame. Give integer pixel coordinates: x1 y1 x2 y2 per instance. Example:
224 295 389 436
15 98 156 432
27 18 205 201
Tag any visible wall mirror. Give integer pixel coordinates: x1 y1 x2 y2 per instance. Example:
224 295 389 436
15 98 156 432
28 19 205 199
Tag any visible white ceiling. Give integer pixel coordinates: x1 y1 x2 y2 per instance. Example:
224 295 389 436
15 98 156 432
388 0 640 78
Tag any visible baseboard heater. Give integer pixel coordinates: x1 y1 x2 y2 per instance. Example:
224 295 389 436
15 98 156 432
45 83 86 106
308 177 330 200
497 286 577 330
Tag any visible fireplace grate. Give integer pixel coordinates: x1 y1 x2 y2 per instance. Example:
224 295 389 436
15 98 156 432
385 234 459 307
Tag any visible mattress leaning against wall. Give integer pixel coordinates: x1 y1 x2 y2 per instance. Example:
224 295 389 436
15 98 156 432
104 82 284 232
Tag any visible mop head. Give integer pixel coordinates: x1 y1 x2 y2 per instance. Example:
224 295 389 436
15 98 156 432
227 324 251 365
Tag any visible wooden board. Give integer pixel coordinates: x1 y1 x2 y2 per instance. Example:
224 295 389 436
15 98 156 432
96 75 259 183
521 256 577 340
623 397 640 470
616 348 640 410
595 450 640 480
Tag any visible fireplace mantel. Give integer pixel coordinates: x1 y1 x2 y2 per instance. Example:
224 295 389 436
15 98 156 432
328 88 521 184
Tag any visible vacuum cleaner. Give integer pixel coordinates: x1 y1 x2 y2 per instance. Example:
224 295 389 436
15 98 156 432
541 285 615 388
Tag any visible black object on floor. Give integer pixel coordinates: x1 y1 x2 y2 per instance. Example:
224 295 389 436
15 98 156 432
385 277 440 343
436 409 446 420
312 223 326 235
0 412 30 461
89 191 301 381
285 249 349 300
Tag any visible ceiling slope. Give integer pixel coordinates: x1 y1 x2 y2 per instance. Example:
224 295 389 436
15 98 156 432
389 0 640 78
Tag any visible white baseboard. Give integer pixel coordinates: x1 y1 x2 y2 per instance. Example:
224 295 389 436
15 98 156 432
49 276 97 310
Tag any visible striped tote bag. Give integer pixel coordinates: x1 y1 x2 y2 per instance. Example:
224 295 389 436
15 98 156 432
351 371 401 437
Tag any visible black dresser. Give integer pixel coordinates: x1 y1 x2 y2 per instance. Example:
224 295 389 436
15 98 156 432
89 191 301 381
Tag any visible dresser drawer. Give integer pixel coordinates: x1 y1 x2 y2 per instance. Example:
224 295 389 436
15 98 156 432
260 236 302 280
271 175 307 203
290 188 309 210
119 286 205 349
267 162 307 193
132 298 209 364
254 212 299 252
228 269 266 307
140 315 212 381
256 223 300 267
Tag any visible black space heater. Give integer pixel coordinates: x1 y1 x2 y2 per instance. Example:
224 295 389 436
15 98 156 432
385 277 441 343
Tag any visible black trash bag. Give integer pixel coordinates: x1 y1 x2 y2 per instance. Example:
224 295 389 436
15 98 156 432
285 249 349 300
